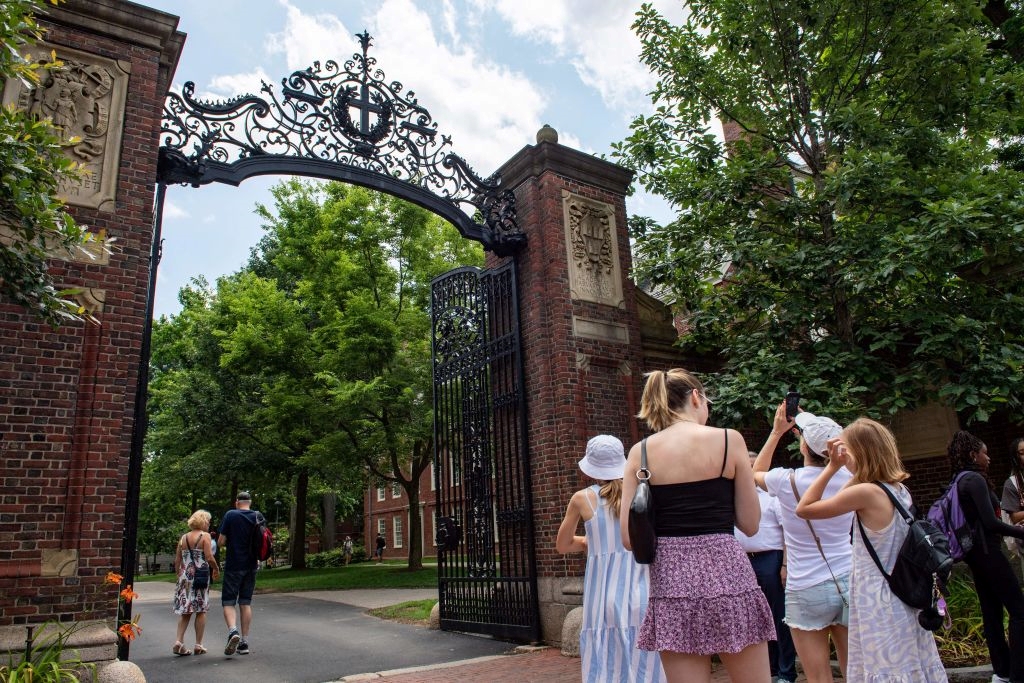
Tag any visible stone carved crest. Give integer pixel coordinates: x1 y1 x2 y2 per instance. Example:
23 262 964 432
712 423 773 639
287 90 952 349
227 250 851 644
563 191 624 307
2 44 130 211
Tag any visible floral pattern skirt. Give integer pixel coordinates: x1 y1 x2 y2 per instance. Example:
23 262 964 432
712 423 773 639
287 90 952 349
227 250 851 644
637 533 775 655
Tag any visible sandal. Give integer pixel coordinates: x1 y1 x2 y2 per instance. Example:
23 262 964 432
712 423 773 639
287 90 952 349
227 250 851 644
194 644 207 655
172 642 193 656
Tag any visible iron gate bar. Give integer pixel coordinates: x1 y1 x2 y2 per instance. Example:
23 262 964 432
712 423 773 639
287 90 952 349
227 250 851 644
156 31 525 257
431 263 539 642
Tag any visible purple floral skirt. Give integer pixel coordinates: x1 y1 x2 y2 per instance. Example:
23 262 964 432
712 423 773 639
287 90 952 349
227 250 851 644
637 534 776 655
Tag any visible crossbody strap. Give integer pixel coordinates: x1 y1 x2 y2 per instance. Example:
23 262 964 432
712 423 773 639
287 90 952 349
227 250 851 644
789 471 848 606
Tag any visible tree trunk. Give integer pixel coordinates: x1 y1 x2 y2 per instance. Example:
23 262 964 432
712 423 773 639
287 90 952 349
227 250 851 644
406 483 423 570
289 469 309 569
321 492 336 551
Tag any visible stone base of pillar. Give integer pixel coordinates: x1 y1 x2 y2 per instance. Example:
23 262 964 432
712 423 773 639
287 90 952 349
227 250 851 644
536 576 585 645
0 621 117 672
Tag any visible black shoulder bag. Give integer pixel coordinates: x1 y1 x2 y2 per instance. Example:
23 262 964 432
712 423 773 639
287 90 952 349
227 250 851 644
628 438 657 564
186 533 211 590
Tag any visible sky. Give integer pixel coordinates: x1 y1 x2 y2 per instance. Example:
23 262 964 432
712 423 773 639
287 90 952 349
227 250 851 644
142 0 685 317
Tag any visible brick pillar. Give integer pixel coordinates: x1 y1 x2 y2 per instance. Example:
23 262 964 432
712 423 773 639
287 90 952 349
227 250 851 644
492 125 647 643
0 0 183 647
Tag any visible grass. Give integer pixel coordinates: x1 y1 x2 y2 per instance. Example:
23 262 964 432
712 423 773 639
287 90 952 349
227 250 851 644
367 599 436 625
136 561 438 593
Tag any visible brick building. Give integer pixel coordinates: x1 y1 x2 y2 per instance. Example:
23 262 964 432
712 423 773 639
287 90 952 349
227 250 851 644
364 467 440 561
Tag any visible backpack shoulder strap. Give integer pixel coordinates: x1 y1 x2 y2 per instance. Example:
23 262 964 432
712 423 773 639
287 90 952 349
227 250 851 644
874 481 914 525
857 514 893 581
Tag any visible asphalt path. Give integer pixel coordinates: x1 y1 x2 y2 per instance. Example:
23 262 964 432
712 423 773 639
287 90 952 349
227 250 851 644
127 582 516 683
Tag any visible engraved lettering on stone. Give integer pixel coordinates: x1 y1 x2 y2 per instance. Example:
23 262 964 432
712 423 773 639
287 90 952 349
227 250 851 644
2 45 130 211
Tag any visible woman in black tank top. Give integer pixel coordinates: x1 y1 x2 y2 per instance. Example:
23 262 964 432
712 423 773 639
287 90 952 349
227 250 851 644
620 368 774 683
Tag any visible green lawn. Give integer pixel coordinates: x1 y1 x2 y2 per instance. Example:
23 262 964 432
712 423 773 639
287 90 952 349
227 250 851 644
367 599 436 625
136 561 438 593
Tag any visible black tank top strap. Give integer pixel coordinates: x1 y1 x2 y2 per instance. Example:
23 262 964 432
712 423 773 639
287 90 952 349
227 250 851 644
720 428 729 476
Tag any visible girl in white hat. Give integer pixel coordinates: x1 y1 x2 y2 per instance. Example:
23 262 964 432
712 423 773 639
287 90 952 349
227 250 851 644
557 434 666 683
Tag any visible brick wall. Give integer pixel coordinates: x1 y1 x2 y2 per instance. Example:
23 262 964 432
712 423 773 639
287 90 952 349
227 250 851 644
0 1 182 626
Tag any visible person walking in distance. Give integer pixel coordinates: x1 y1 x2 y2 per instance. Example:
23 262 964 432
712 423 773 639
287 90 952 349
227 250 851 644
343 535 354 566
375 532 386 563
218 491 264 656
735 452 797 683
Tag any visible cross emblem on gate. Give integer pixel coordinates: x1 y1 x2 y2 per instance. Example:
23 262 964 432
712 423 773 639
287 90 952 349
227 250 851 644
331 31 393 155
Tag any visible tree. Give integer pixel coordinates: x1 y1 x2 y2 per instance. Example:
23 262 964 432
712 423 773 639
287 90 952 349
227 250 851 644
251 180 483 569
0 0 101 324
613 0 1024 424
146 181 482 570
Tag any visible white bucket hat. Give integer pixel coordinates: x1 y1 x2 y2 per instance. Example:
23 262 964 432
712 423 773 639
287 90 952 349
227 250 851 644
578 435 625 480
794 411 843 457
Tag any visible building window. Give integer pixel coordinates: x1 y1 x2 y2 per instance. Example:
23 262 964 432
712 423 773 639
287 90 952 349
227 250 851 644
376 485 385 502
377 518 386 536
391 481 402 498
393 517 404 548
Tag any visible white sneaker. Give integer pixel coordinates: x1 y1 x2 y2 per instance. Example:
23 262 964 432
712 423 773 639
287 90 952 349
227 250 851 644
992 674 1010 683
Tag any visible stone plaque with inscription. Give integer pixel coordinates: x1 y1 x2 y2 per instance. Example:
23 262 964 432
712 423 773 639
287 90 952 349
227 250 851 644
2 44 130 211
563 191 625 308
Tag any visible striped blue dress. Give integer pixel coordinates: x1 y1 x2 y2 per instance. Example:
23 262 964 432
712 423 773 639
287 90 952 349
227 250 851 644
580 485 666 683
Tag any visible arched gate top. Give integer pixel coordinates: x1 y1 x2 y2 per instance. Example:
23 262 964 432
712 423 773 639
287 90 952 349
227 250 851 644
157 32 524 256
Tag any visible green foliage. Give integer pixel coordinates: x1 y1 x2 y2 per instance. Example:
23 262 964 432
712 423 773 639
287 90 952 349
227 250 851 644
145 181 483 570
0 623 95 683
307 544 368 567
934 571 990 667
367 599 436 624
614 0 1024 425
0 0 101 325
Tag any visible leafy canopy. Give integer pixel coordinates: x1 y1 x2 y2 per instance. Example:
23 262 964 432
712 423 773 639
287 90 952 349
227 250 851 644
614 0 1024 424
0 0 102 324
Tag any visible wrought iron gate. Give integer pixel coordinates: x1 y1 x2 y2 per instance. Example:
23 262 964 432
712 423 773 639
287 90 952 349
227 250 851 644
431 262 539 641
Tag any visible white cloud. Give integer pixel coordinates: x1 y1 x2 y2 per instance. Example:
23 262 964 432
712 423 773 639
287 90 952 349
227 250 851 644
474 0 684 112
163 200 189 220
194 0 544 175
266 0 359 72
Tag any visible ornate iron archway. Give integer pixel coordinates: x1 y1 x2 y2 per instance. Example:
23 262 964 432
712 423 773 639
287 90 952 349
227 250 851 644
156 31 524 256
147 32 538 642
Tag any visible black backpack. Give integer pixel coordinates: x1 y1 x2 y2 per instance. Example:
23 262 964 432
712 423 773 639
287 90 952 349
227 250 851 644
857 482 953 624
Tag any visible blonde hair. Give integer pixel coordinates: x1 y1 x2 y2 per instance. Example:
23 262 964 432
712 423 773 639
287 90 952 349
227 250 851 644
843 418 909 485
599 479 623 515
638 368 705 432
187 509 212 531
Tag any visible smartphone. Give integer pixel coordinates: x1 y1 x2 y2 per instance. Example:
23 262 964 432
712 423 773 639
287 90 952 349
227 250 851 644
785 391 800 420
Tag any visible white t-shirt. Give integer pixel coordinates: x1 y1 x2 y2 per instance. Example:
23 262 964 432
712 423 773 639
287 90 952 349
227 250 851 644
735 487 784 553
764 466 854 591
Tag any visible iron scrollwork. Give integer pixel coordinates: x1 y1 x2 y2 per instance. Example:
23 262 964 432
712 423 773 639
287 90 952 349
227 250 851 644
158 31 524 256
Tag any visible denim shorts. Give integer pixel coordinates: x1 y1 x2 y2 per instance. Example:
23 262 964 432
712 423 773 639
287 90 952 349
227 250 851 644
220 569 257 606
784 574 850 631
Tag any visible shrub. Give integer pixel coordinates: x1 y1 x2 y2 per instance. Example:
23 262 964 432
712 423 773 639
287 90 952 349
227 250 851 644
307 544 368 568
935 571 990 667
0 623 95 683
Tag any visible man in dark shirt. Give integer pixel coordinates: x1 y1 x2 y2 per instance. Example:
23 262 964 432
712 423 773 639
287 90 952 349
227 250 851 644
218 491 262 656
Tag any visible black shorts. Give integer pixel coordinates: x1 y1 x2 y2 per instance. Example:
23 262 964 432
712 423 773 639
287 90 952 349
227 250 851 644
221 568 257 606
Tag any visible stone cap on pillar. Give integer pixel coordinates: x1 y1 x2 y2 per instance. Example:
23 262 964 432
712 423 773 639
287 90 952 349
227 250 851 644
497 125 634 196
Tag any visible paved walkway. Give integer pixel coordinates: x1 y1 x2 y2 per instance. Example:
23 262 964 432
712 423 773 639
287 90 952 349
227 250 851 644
334 647 810 682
